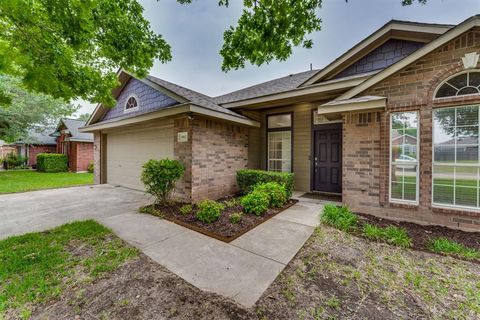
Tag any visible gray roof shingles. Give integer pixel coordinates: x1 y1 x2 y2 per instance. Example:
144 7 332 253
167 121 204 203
62 119 94 142
146 75 249 119
213 69 319 105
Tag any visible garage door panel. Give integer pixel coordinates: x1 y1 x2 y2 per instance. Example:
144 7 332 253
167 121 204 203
106 126 174 190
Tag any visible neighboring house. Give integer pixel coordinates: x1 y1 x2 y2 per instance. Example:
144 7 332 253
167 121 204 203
0 140 16 159
15 130 57 167
51 119 94 172
82 16 480 231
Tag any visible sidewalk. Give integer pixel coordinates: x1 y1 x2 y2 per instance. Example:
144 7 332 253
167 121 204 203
100 195 325 307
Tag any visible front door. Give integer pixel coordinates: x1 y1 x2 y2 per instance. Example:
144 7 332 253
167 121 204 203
313 125 342 193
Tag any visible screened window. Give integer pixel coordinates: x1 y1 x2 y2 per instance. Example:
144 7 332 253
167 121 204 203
435 71 480 98
390 112 419 203
125 95 139 111
267 114 292 172
433 105 480 209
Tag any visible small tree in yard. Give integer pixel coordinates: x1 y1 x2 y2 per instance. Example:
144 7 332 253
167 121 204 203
141 159 185 204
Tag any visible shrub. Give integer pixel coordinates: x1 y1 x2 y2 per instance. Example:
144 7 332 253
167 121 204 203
37 153 68 172
87 162 94 173
237 169 294 197
179 204 192 215
3 152 28 169
138 205 164 218
429 237 480 260
230 212 243 224
240 190 270 216
196 200 224 223
362 224 412 248
254 182 288 207
141 159 185 204
321 204 358 232
224 198 239 208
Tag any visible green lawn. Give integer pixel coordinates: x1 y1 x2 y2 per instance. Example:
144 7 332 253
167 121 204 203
0 220 138 319
0 170 93 194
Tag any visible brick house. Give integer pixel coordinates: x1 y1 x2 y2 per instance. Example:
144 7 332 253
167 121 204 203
52 119 94 172
82 16 480 231
15 130 57 168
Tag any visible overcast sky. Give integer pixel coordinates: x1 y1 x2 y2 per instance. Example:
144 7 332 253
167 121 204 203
77 0 480 114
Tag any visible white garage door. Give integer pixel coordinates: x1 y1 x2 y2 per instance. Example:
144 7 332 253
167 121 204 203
106 124 174 190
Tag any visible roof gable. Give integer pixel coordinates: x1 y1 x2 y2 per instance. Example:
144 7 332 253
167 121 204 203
337 15 480 101
100 77 179 123
302 20 452 86
332 39 424 79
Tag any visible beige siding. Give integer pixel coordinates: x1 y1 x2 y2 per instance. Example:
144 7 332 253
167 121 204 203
105 120 174 190
250 104 315 192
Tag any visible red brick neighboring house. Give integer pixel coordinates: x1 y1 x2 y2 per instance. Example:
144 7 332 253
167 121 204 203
15 130 57 168
81 16 480 231
52 119 94 172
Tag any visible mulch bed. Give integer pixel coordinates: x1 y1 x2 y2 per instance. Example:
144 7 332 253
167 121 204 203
356 212 480 252
152 197 298 243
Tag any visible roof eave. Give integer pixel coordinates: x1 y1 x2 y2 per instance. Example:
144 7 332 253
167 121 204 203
80 104 259 133
220 72 376 109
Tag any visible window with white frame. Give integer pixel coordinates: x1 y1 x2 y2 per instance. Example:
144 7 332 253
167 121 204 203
433 105 480 209
390 112 419 203
124 95 139 112
267 114 292 172
435 71 480 99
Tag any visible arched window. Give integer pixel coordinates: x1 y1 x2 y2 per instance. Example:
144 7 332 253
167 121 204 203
435 71 480 98
124 95 139 111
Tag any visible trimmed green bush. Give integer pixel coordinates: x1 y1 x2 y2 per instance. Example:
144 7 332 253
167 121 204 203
241 190 270 216
37 153 68 172
321 204 358 232
196 200 225 223
254 182 288 207
87 162 94 173
237 169 294 197
141 159 185 204
179 204 192 215
428 237 480 260
363 223 412 248
230 212 243 224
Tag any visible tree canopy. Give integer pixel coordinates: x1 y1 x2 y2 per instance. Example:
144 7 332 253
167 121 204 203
0 75 78 143
0 0 428 107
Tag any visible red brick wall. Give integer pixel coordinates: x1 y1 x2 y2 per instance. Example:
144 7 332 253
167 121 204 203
343 29 480 231
28 145 56 166
74 142 93 172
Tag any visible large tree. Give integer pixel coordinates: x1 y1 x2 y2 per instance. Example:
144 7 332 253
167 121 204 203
0 0 427 106
0 75 78 143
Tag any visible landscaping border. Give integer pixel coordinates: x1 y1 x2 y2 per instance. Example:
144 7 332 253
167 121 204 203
161 199 298 243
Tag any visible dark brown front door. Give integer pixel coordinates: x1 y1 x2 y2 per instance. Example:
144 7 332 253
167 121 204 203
313 125 342 193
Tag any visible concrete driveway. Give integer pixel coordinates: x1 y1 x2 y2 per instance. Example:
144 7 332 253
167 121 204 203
0 184 151 239
0 185 326 307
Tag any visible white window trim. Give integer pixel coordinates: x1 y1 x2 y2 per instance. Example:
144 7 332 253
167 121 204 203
431 104 480 211
389 111 420 205
433 69 480 100
267 131 292 173
124 94 140 113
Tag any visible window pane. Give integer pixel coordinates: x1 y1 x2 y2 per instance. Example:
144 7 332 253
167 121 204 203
268 114 291 128
455 186 478 207
469 72 480 87
449 73 468 89
457 105 478 126
433 105 480 209
436 84 457 98
433 165 454 186
433 185 454 205
268 131 291 172
390 112 418 202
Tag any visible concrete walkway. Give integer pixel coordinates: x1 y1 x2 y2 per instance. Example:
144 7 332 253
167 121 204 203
0 185 328 307
99 194 325 306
